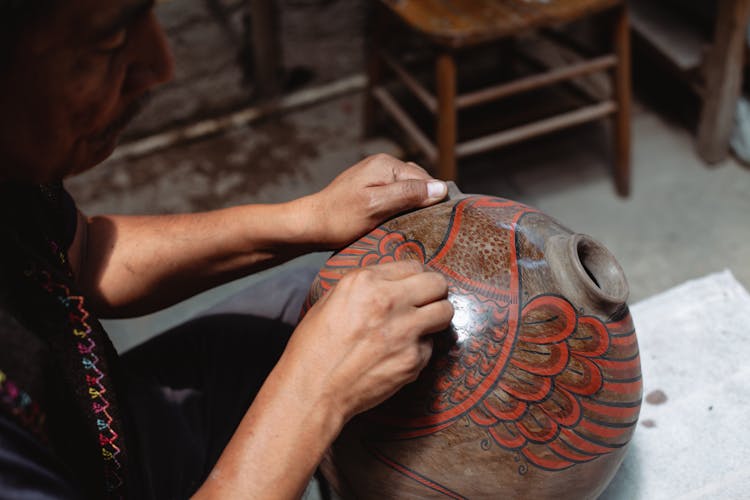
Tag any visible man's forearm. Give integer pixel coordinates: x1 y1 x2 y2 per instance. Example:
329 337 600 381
75 197 318 318
192 351 344 500
68 154 447 318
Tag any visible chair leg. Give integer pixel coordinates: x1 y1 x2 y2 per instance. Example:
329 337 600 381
363 4 386 139
696 0 750 164
436 51 458 181
247 0 283 99
611 4 631 197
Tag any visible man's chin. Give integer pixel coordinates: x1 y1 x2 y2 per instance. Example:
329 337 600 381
67 135 121 177
96 130 121 156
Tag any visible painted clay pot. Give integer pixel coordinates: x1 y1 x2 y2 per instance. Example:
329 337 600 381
302 183 641 499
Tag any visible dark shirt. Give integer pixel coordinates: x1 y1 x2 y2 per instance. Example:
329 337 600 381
0 182 130 499
0 414 80 499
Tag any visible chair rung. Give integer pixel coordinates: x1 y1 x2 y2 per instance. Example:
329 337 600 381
373 86 438 162
456 54 618 109
456 100 617 157
539 28 599 59
380 51 438 113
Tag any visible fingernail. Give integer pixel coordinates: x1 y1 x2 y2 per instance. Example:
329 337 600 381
427 180 447 200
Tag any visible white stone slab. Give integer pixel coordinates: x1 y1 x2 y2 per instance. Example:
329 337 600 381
601 270 750 500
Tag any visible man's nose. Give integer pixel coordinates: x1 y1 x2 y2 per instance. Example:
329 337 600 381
123 12 175 96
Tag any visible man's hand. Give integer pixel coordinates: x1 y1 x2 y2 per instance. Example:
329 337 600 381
194 262 453 499
302 154 448 249
283 260 454 422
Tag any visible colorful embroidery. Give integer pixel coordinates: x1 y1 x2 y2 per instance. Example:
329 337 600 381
0 370 46 440
32 268 124 494
1 183 125 497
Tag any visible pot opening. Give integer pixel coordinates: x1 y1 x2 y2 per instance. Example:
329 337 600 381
573 235 628 303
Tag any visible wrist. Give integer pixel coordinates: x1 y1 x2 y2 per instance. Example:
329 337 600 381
276 351 348 438
196 354 346 499
288 193 331 250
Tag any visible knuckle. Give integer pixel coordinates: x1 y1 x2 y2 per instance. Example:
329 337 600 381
355 279 394 314
398 259 423 274
375 152 395 164
366 153 394 169
407 347 422 367
440 300 455 322
428 271 449 293
338 269 359 288
371 293 395 315
341 268 377 296
400 181 425 202
420 340 434 361
406 350 428 382
349 267 374 284
403 365 421 384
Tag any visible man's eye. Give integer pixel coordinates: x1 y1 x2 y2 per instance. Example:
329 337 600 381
97 30 127 53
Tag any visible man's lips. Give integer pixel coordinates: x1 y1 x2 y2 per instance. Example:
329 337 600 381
90 92 152 144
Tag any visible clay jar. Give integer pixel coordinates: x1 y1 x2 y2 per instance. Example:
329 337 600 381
302 184 642 499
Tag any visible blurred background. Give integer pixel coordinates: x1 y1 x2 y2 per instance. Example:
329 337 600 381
65 0 750 352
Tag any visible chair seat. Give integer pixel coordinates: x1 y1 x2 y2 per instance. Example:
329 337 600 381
367 0 632 196
380 0 623 47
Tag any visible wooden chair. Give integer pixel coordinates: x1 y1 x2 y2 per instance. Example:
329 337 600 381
364 0 632 196
630 0 750 165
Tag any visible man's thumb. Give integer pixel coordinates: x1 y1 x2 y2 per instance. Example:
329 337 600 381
371 179 448 218
426 180 448 201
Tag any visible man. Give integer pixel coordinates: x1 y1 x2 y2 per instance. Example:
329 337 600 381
0 0 454 498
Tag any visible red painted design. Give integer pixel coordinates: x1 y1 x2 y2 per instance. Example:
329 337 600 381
307 196 641 477
367 445 468 500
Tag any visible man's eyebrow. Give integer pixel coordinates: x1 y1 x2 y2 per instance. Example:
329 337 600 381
94 0 155 39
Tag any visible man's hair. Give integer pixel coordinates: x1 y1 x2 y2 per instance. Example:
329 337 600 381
0 0 58 68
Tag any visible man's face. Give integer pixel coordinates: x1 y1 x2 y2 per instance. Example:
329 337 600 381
0 0 174 183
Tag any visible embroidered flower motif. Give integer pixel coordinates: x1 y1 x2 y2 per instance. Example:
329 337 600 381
0 370 46 441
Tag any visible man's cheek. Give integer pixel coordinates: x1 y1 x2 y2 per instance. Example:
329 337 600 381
65 72 122 134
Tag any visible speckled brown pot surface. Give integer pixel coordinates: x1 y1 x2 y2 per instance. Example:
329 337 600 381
302 184 642 500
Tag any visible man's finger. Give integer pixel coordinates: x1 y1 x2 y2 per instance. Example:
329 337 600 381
368 179 448 219
416 336 435 371
361 154 433 184
398 271 449 307
393 160 433 181
364 259 425 281
414 299 455 335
